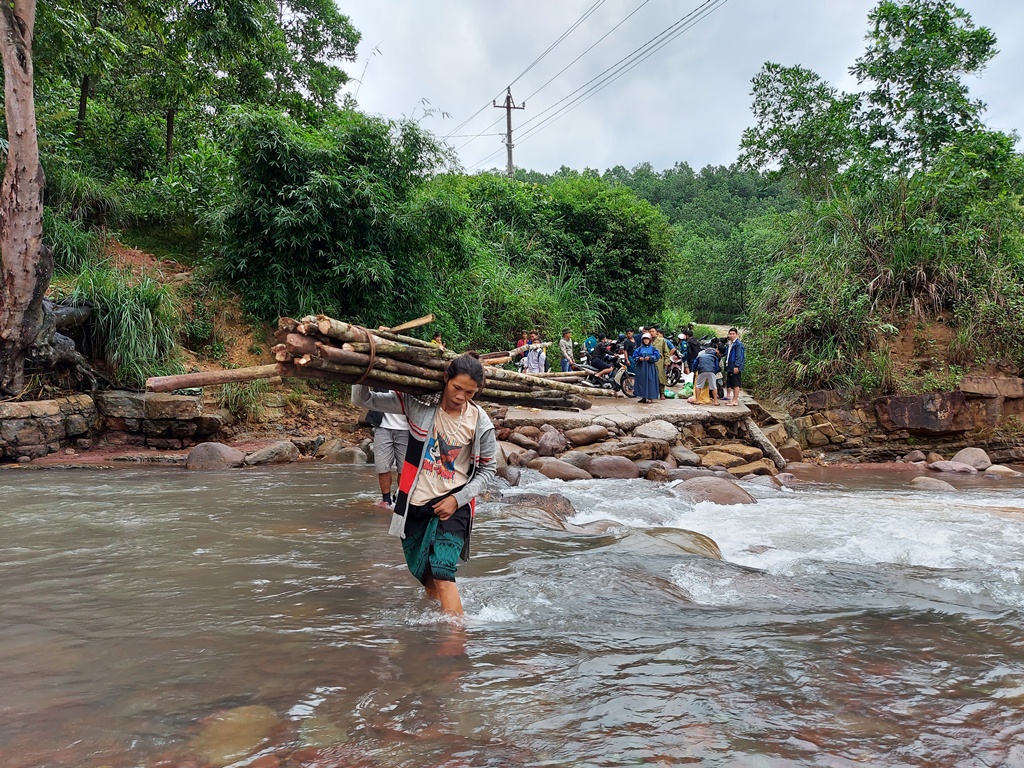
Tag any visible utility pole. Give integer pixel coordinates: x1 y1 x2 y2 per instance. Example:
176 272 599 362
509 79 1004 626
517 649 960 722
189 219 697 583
493 87 525 179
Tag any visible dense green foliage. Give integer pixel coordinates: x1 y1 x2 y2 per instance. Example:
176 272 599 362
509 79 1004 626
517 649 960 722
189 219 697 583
8 0 1022 400
220 115 671 349
740 0 1024 394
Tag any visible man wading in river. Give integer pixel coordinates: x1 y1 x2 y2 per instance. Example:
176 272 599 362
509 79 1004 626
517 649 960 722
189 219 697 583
353 354 497 615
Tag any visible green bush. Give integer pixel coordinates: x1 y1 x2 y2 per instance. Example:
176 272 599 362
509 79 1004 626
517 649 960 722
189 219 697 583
60 263 184 389
218 380 268 422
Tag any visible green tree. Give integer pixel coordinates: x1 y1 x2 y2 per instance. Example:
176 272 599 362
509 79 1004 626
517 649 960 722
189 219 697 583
851 0 998 170
739 63 860 198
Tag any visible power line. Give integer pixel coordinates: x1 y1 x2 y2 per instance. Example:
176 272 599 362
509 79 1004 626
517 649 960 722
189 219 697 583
446 0 608 145
469 0 729 171
522 0 653 104
509 0 606 88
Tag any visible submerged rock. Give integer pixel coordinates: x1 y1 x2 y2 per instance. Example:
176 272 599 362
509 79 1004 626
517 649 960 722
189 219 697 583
676 476 757 505
188 705 280 767
526 457 593 481
984 464 1023 478
186 442 245 470
927 460 977 475
499 492 576 520
910 476 957 492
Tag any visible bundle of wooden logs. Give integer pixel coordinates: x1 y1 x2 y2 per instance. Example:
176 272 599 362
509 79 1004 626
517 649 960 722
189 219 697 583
268 315 609 411
145 314 610 410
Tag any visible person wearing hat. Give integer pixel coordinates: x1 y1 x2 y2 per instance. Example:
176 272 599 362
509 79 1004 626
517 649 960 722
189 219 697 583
631 332 661 404
559 328 575 373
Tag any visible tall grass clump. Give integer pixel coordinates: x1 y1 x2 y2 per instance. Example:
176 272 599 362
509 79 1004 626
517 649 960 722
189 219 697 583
745 134 1024 395
218 379 268 422
63 263 184 389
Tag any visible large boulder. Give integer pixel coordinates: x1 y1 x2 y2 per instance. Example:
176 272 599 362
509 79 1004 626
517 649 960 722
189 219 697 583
926 460 978 475
536 429 567 457
186 442 246 470
586 455 641 479
949 447 992 471
320 445 368 464
564 425 610 446
903 450 927 463
632 419 678 442
669 446 701 466
910 476 957 492
676 477 757 505
699 450 746 469
874 392 973 435
526 457 593 481
245 441 300 466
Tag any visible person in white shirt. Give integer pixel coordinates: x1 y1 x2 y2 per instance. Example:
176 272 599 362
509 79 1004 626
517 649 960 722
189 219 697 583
373 402 409 509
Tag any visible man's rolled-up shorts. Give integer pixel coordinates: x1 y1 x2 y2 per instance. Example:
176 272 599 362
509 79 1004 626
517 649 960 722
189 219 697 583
726 371 742 388
373 427 409 474
695 372 716 390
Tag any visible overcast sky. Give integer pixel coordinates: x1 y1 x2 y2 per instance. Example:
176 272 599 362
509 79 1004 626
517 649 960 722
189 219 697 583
338 0 1024 175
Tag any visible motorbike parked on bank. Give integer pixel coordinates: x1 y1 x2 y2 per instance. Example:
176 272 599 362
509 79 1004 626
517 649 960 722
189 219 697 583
577 348 635 397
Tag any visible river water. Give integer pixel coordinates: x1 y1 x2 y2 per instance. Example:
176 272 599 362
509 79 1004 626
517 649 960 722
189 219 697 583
2 464 1024 767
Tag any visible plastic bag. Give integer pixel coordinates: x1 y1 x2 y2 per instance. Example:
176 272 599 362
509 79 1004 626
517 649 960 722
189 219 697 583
680 382 694 398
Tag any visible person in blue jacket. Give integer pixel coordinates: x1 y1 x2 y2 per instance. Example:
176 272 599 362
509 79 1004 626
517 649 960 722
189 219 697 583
723 327 746 405
631 332 661 404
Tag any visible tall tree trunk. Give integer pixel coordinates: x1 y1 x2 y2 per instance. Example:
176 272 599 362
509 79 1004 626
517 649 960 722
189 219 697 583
0 0 49 396
165 107 175 166
75 73 90 142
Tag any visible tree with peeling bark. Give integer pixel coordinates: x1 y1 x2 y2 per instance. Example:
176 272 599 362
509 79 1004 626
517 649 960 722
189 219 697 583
0 0 50 396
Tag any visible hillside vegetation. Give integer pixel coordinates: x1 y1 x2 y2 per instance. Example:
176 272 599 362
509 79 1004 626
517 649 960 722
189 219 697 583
7 0 1022 402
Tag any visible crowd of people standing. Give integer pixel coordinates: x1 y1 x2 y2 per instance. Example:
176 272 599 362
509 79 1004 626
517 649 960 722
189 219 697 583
517 323 746 406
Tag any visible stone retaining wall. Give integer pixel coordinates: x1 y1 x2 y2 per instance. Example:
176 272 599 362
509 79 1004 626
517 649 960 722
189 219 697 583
0 395 99 461
774 376 1024 464
1 391 227 461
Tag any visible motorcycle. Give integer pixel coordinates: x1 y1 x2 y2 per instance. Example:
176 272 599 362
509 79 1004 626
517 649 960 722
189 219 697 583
665 350 685 387
577 350 635 397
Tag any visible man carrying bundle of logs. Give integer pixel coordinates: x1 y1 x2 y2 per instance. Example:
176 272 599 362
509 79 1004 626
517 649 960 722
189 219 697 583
352 353 497 616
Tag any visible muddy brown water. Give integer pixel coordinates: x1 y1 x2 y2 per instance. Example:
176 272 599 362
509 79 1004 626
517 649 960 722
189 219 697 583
2 464 1024 767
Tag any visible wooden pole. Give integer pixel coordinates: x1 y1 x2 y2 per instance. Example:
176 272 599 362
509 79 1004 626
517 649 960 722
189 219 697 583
146 364 281 392
386 313 435 333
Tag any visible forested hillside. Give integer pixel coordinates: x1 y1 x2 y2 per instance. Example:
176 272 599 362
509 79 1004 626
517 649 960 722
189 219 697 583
2 0 1022 402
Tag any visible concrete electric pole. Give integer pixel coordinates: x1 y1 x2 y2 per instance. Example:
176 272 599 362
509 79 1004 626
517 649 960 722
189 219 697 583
493 88 525 179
